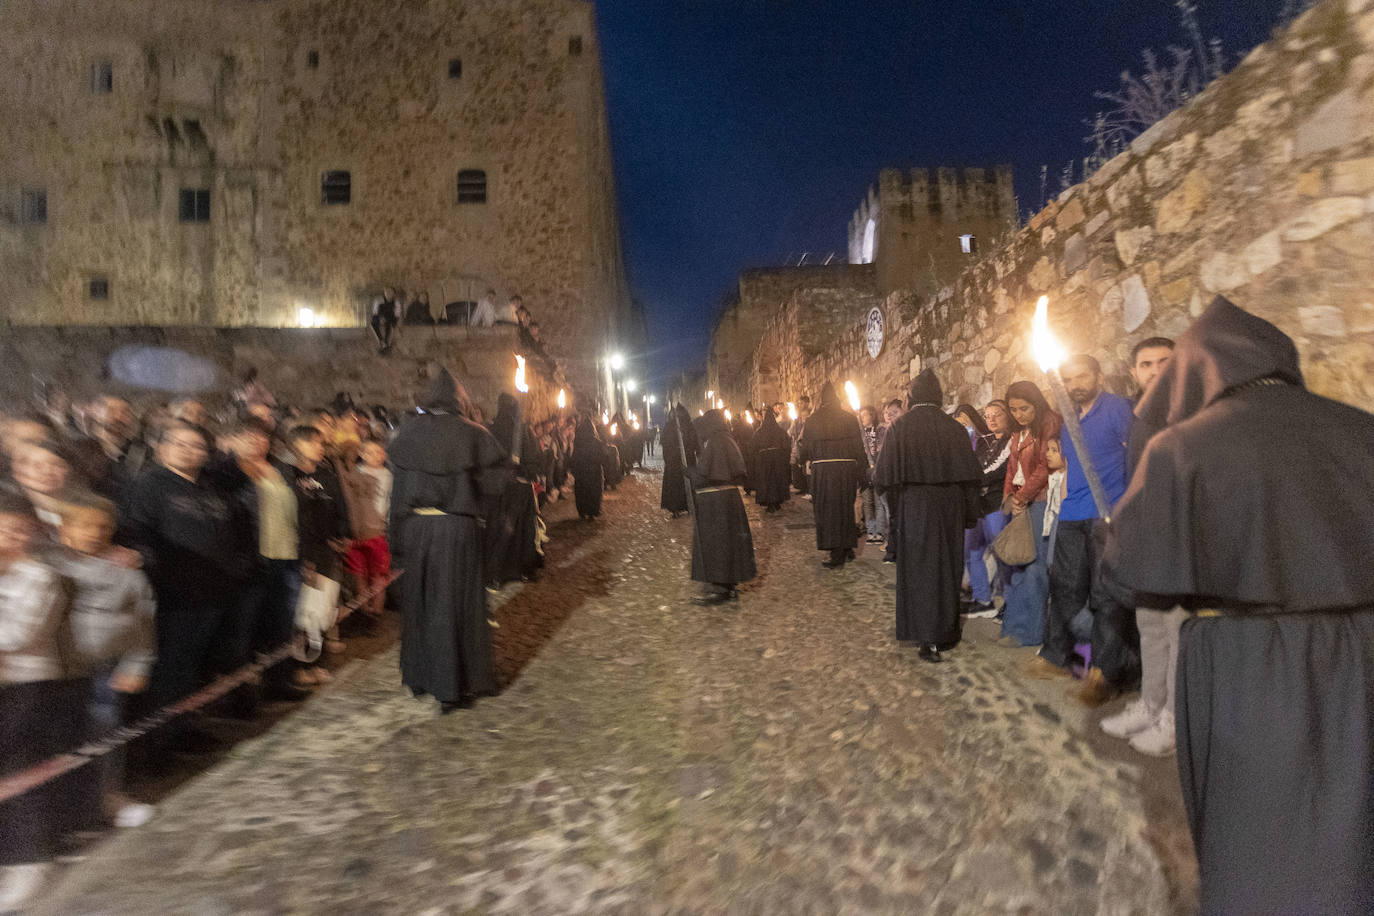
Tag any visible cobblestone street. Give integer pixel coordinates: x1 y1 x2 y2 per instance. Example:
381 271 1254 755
39 464 1196 915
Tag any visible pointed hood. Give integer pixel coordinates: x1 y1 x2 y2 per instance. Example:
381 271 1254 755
423 368 468 415
817 382 839 409
1137 296 1302 430
908 368 943 408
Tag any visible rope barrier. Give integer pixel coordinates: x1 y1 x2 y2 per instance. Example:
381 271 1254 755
0 570 402 805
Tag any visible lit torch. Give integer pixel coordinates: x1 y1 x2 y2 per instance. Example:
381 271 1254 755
724 409 732 422
557 388 567 410
514 354 529 394
787 402 798 422
716 398 724 410
1031 295 1113 522
745 409 754 425
602 411 610 426
844 380 861 412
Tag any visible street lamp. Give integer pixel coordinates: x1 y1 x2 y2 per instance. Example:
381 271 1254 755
609 353 625 371
627 379 637 393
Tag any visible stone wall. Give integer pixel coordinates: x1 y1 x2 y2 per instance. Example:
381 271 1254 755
0 324 570 422
756 0 1374 414
0 0 634 396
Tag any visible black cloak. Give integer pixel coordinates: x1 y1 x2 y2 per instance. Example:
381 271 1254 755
799 383 868 551
661 404 699 514
874 369 982 647
388 370 508 703
751 409 792 508
686 410 756 586
1101 297 1374 916
485 394 542 586
569 417 607 519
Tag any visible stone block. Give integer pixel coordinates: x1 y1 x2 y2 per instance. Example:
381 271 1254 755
1155 169 1209 234
1242 230 1282 277
1088 151 1131 188
1331 157 1374 194
1028 201 1059 232
1121 275 1151 333
1294 89 1362 157
983 349 1001 373
1130 115 1181 157
1297 169 1325 196
1114 226 1153 266
1028 257 1056 292
1062 233 1088 275
1105 167 1142 214
1281 197 1365 241
1200 252 1247 292
1202 126 1244 162
1143 260 1161 291
1084 209 1111 238
1299 305 1348 336
1161 276 1193 307
1099 285 1124 316
1040 226 1057 246
1056 198 1086 230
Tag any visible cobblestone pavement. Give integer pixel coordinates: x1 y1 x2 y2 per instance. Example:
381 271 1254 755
38 464 1196 915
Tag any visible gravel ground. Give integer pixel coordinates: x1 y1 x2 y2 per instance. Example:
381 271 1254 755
35 462 1196 915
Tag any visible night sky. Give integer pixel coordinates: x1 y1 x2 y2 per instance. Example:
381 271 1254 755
594 0 1287 386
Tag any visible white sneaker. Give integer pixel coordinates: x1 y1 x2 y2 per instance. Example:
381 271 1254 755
1100 699 1156 739
113 802 156 828
0 862 51 910
1129 711 1177 756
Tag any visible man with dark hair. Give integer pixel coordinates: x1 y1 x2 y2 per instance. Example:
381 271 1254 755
1102 298 1374 914
1031 354 1138 706
1129 337 1175 394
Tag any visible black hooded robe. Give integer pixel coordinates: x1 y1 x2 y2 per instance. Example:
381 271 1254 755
388 371 508 704
569 418 608 519
799 384 868 553
486 393 543 586
1101 297 1374 916
751 410 792 509
687 410 757 587
661 405 699 514
874 369 982 647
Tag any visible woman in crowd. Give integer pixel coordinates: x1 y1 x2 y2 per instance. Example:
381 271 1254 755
998 382 1061 649
9 438 80 536
955 402 1012 617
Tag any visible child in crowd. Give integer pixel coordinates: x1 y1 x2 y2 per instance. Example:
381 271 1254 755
55 494 157 829
342 440 392 620
0 491 80 909
1043 437 1067 554
285 426 350 684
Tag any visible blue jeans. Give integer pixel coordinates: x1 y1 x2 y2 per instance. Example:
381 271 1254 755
862 486 889 538
1000 502 1049 646
964 509 1007 604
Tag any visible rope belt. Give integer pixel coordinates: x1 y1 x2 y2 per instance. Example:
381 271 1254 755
413 507 449 516
811 459 857 465
696 485 740 494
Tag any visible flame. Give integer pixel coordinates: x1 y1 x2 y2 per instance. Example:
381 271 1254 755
557 388 566 409
724 409 732 422
844 380 861 412
706 389 714 401
787 402 798 421
1031 295 1066 373
698 409 704 416
716 398 724 410
745 409 754 425
632 420 641 431
514 354 529 393
610 423 618 437
602 411 610 426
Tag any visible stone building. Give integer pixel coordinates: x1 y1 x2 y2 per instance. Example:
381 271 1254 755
0 0 636 396
848 166 1017 296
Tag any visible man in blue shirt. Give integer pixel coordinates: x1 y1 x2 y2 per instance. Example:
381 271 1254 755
1033 354 1141 705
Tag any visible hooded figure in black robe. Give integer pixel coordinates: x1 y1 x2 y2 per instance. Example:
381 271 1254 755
731 412 755 494
661 403 699 516
485 392 543 586
751 408 792 511
603 414 625 489
874 369 981 662
799 383 868 567
686 409 756 603
388 370 508 708
569 417 608 520
1101 297 1374 916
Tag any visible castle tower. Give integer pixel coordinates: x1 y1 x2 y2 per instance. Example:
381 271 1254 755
0 0 633 394
848 165 1017 296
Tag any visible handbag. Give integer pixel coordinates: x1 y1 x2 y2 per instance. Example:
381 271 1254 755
991 505 1037 566
293 574 341 663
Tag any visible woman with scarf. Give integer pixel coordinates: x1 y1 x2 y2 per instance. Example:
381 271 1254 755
1102 297 1374 915
685 410 756 605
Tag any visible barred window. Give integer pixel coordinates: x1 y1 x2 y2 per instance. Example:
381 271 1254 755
457 169 487 204
568 36 583 56
307 50 320 69
91 61 113 94
89 277 110 300
959 233 976 254
321 170 351 205
448 58 462 79
178 188 211 223
21 189 47 225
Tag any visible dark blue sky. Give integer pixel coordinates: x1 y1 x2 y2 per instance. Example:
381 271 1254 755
594 0 1286 385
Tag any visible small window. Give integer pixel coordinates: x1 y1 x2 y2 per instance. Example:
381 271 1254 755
179 188 211 223
306 50 320 69
91 61 113 94
322 170 351 206
958 233 976 254
457 169 487 204
20 189 47 225
448 58 462 79
568 36 583 56
89 277 110 300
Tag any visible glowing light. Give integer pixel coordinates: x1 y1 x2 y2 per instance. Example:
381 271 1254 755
609 353 625 371
297 307 317 327
648 395 657 405
706 389 714 401
716 398 724 410
602 411 610 426
1031 295 1066 373
698 409 703 416
844 380 861 412
514 354 529 393
611 423 618 436
557 388 567 410
724 409 732 422
787 402 798 421
626 379 637 393
745 409 754 425
632 420 641 431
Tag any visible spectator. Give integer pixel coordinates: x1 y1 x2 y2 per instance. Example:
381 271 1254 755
54 493 156 828
957 401 1012 617
0 490 80 908
169 398 208 430
404 291 435 326
1036 355 1138 707
499 294 522 326
470 288 497 328
999 381 1062 650
789 395 811 495
87 396 148 502
338 440 392 620
370 286 401 351
10 438 80 534
858 406 886 543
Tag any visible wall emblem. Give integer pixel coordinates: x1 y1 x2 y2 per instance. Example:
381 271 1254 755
865 306 885 360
